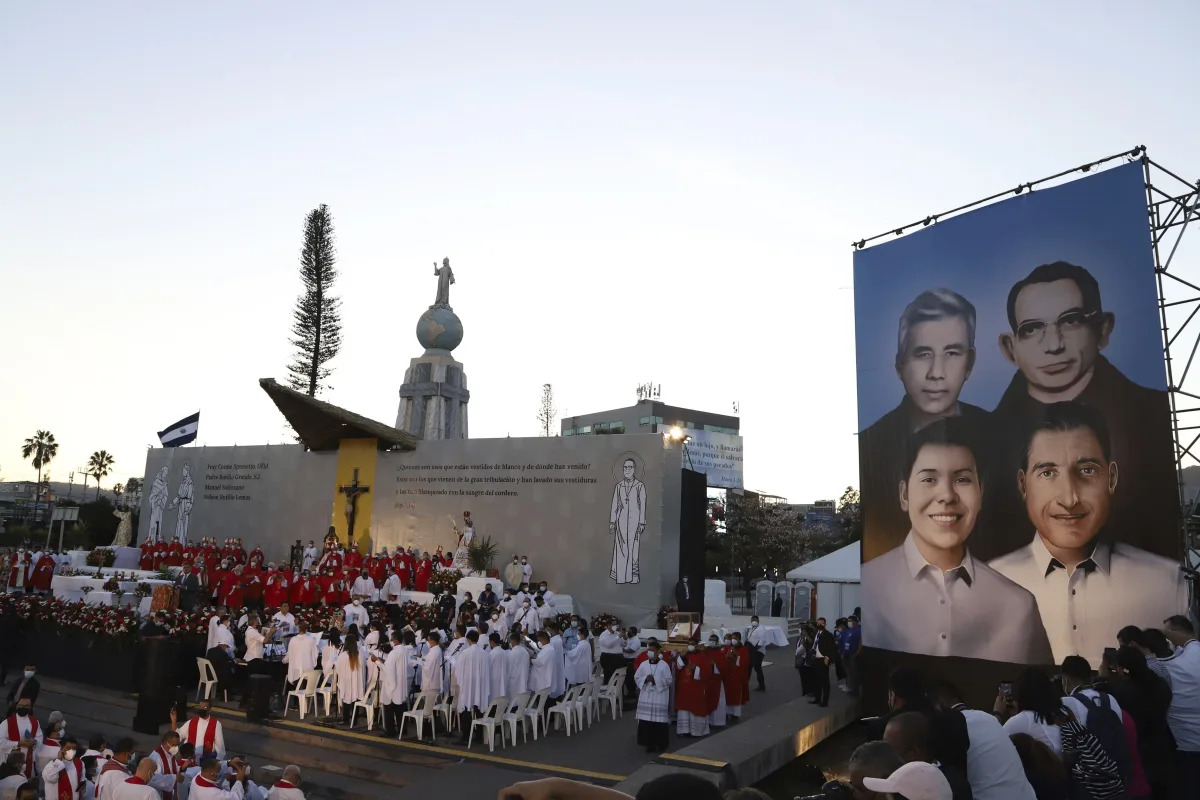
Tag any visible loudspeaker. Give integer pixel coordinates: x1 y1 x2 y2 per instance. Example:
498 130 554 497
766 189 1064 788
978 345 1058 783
245 674 273 723
132 637 181 734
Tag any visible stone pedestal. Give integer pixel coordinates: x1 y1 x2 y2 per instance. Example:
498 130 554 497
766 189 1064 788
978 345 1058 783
395 351 470 439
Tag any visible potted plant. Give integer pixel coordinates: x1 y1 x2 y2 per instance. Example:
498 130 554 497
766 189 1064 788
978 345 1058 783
467 535 498 577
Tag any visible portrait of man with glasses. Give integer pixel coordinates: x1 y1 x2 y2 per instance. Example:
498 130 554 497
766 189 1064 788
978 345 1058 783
982 261 1178 561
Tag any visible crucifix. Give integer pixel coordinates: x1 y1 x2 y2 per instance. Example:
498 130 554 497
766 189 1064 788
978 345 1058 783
339 468 371 544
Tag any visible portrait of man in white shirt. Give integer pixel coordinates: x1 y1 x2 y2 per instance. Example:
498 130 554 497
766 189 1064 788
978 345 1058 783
989 401 1187 666
862 416 1052 663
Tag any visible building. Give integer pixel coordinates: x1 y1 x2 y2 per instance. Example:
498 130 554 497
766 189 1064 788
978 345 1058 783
561 399 739 438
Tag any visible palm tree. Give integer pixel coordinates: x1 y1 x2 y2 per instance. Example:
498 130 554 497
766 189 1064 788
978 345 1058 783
21 430 58 491
87 450 115 500
113 482 125 506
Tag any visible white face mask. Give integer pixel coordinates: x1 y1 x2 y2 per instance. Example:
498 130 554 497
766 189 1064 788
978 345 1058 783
168 746 179 756
687 645 695 653
24 670 35 679
63 749 76 761
751 622 759 628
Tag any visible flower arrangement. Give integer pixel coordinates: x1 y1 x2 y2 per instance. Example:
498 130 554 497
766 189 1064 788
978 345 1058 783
0 594 140 645
590 612 623 632
428 569 462 595
102 576 121 592
551 611 574 632
86 548 116 568
395 600 438 631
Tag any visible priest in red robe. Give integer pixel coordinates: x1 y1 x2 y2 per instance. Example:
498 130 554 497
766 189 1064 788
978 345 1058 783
217 566 244 610
0 699 40 778
30 553 56 596
138 541 156 571
152 539 169 570
343 543 363 571
674 646 712 736
166 538 184 568
413 555 432 593
263 566 289 610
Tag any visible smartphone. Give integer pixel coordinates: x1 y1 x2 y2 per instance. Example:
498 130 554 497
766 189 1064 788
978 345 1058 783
1103 647 1119 664
998 681 1013 699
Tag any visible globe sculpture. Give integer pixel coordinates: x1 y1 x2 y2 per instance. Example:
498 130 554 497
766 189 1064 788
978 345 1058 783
416 305 463 352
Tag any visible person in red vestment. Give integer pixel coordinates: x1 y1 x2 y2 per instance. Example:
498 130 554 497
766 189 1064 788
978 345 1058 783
731 633 751 705
152 540 169 570
248 546 264 566
218 566 244 610
139 541 156 572
413 555 432 593
29 553 56 596
318 545 343 575
367 556 386 589
343 543 363 571
232 538 247 564
263 565 289 610
240 563 263 611
166 538 184 567
184 542 199 565
392 554 411 590
291 571 316 608
207 561 228 604
720 639 747 719
674 646 712 736
320 569 343 607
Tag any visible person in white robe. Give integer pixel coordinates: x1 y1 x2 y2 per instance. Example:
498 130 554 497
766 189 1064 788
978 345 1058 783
349 571 375 602
265 765 304 800
110 757 161 800
488 610 510 641
205 613 224 652
565 628 594 687
452 631 491 743
487 634 509 703
283 622 320 690
41 739 89 800
634 644 672 753
173 703 226 761
499 591 517 625
342 600 369 632
333 639 367 726
420 633 444 696
302 542 318 571
504 635 532 698
528 633 555 697
546 627 567 700
381 632 418 737
188 757 248 800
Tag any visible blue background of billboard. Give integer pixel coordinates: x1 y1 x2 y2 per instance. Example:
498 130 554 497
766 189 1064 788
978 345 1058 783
853 161 1164 430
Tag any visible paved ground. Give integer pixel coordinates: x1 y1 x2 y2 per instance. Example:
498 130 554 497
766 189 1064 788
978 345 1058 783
14 648 833 799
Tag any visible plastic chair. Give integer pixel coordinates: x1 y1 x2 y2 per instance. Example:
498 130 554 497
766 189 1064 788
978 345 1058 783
316 671 338 717
432 693 457 734
547 685 580 735
468 695 508 752
597 668 626 720
350 680 381 729
502 692 532 745
285 670 321 719
401 691 438 742
575 683 596 729
195 657 227 702
524 689 549 741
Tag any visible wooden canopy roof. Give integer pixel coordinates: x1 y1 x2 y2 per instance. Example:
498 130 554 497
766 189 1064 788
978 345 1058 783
258 378 418 452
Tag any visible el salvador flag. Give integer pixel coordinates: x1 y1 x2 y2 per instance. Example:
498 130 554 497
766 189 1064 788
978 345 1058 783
158 412 200 447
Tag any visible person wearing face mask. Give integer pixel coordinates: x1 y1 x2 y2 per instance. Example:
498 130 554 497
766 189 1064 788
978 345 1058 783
42 735 85 800
721 636 747 722
263 565 289 611
489 608 509 641
380 568 405 629
502 555 522 591
148 731 183 796
537 582 555 609
565 626 594 688
596 624 625 684
95 737 137 800
172 702 226 761
745 616 768 693
498 588 516 625
35 711 67 774
0 698 41 779
674 642 712 737
6 665 40 712
349 569 375 604
635 644 673 753
514 597 540 634
477 583 498 621
343 596 369 631
563 616 581 652
6 549 31 596
113 754 169 800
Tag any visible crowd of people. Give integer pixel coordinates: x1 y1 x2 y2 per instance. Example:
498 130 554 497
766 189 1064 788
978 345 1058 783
826 613 1200 800
794 615 861 707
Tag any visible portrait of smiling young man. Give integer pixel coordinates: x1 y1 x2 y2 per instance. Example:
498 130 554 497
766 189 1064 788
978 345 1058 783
983 261 1177 561
989 401 1186 667
859 288 1000 560
862 416 1052 663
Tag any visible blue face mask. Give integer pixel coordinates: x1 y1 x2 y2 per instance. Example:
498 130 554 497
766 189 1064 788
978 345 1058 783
570 621 578 628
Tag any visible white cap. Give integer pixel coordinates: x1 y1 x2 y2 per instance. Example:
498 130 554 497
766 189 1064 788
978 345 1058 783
862 761 952 800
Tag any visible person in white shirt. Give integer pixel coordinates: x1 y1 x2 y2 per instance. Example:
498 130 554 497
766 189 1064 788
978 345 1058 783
41 738 87 800
498 590 517 624
333 638 367 726
214 619 236 653
536 582 555 608
343 600 369 632
205 611 227 653
243 617 273 666
110 756 161 800
1161 615 1200 780
513 600 539 635
380 570 405 622
488 610 509 641
519 557 532 586
270 604 297 637
596 624 625 684
265 766 304 800
622 628 643 699
188 756 247 800
320 632 342 679
929 681 1037 800
504 634 531 698
173 703 226 761
302 542 318 571
996 669 1089 756
989 404 1187 667
283 622 320 691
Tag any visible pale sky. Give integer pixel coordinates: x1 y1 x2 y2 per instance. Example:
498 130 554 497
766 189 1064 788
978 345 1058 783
2 2 1197 502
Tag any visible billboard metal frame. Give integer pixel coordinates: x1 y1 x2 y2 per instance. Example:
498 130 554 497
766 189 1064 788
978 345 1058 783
852 145 1200 601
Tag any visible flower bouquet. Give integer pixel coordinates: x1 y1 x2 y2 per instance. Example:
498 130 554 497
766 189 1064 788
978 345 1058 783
396 600 438 631
102 576 121 592
590 612 623 633
428 569 462 596
86 548 116 568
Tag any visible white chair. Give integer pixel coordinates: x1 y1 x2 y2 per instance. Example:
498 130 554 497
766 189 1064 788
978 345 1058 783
524 689 549 741
547 686 580 736
468 696 508 752
316 671 338 717
597 668 626 720
195 657 226 702
432 692 457 734
285 670 321 719
350 680 381 729
502 692 532 745
574 683 596 729
401 691 438 741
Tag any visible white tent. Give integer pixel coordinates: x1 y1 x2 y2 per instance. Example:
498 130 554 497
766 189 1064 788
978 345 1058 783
786 540 861 583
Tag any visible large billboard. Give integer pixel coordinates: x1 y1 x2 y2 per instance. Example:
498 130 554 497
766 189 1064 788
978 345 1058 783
854 162 1183 672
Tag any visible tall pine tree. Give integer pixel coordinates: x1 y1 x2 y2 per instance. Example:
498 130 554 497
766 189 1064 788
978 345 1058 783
287 204 342 397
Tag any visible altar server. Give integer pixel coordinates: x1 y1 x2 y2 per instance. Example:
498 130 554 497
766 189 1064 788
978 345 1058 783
420 633 444 695
505 634 531 697
173 703 225 761
334 638 367 726
528 633 556 696
634 643 673 753
487 633 509 702
565 626 594 687
453 631 491 743
284 622 319 690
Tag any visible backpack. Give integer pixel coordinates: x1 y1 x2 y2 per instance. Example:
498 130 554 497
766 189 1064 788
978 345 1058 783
1060 717 1125 800
1072 690 1133 784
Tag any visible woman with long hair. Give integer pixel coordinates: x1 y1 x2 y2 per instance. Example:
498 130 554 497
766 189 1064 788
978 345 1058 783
1104 646 1176 797
996 668 1087 756
335 634 367 725
322 629 342 678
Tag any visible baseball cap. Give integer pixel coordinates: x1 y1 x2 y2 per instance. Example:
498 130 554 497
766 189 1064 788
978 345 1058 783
862 761 951 800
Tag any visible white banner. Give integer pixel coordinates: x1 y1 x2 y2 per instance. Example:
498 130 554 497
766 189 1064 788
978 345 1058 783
680 429 744 489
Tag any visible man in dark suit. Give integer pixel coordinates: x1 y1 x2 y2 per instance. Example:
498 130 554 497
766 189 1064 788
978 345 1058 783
858 289 997 561
674 574 700 613
176 562 202 612
5 665 40 713
986 261 1178 561
812 623 838 707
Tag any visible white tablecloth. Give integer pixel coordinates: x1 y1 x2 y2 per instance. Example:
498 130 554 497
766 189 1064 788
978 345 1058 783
66 548 144 571
52 575 173 605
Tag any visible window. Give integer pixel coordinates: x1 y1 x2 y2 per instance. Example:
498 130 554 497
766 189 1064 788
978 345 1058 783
595 422 609 432
639 416 651 425
609 421 625 434
578 425 592 434
563 429 575 436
